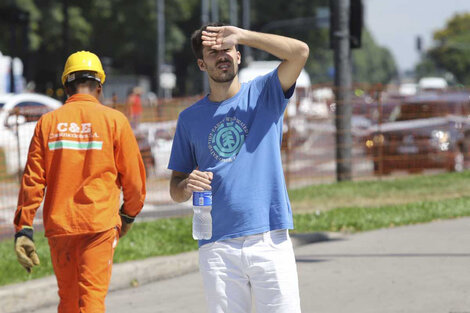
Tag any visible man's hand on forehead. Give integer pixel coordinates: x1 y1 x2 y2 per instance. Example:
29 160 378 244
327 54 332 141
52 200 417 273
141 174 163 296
201 26 239 50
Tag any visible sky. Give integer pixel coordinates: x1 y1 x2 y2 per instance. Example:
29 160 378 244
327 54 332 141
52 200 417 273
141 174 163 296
365 0 470 73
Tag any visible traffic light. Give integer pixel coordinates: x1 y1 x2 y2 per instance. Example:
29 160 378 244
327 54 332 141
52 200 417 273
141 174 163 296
329 0 363 49
349 0 363 49
416 35 422 52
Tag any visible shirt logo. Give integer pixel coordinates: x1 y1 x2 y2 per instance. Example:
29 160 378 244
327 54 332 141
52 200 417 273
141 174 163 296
48 122 102 150
208 117 248 162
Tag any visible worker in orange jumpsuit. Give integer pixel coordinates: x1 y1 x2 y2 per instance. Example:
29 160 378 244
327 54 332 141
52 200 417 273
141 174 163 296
13 51 146 313
127 86 143 129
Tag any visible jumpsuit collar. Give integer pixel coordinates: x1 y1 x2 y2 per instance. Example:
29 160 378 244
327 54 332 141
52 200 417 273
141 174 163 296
65 94 100 104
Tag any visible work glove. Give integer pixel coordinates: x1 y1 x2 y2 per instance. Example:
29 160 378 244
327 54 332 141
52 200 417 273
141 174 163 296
119 205 136 238
15 235 40 273
120 218 133 238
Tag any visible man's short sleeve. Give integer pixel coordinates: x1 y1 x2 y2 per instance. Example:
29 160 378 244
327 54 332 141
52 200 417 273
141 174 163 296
252 68 296 115
168 115 196 173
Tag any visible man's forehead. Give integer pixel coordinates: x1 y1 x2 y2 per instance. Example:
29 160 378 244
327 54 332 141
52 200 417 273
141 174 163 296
203 47 216 54
202 46 236 54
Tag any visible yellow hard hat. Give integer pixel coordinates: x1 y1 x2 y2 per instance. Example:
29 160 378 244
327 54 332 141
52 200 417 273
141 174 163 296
61 51 106 86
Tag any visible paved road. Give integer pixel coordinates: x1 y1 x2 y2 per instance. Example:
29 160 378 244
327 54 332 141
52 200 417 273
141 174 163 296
28 217 470 313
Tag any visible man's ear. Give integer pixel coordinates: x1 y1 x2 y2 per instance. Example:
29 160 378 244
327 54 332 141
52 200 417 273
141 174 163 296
95 84 103 98
96 84 105 102
237 51 241 65
197 59 207 72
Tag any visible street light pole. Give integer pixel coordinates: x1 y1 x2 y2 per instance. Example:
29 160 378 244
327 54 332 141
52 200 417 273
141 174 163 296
62 0 69 58
332 0 353 181
230 0 237 26
242 0 252 64
211 0 219 22
201 0 210 94
201 0 209 25
9 21 16 93
156 0 165 97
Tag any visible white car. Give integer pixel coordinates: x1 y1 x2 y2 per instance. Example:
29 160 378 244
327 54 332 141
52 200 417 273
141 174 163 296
0 93 62 175
137 120 176 178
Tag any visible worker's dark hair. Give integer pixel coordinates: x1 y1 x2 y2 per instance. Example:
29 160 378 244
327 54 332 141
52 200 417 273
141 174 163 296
191 22 227 59
65 77 100 95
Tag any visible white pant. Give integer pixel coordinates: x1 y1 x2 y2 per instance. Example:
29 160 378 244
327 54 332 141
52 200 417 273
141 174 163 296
198 229 301 313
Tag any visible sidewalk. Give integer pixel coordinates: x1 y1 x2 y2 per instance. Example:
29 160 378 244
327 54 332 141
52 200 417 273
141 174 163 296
3 217 470 313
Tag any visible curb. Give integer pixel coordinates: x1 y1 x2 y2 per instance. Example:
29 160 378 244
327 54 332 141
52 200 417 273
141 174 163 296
0 251 199 313
0 232 342 313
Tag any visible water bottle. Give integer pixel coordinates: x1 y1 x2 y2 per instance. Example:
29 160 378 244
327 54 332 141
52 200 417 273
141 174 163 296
192 191 212 240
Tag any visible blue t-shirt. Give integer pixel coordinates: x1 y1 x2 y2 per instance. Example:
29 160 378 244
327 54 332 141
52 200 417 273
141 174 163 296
168 68 295 246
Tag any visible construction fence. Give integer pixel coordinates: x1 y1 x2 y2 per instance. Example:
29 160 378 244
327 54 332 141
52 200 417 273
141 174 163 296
1 84 469 237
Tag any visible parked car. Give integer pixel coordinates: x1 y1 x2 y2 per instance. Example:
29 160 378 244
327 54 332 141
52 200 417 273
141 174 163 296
417 77 448 93
0 93 62 175
137 120 176 178
133 128 157 177
365 92 470 175
351 92 407 124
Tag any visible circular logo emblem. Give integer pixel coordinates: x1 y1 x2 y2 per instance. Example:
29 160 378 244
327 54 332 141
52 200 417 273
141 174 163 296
208 117 248 162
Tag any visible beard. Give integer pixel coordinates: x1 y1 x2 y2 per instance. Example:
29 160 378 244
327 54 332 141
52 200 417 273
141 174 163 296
207 61 238 83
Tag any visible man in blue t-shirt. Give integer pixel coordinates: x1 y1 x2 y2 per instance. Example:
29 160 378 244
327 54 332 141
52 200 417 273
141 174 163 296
168 22 309 313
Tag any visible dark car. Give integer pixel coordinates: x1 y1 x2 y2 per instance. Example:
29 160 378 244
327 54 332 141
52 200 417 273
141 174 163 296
133 128 156 177
365 92 470 175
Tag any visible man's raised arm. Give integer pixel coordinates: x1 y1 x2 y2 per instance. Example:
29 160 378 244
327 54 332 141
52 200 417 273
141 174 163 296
202 26 309 91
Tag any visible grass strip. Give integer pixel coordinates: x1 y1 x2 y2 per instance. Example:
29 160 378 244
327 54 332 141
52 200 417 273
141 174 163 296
0 171 468 286
293 196 470 233
288 171 470 211
2 196 470 286
0 218 197 287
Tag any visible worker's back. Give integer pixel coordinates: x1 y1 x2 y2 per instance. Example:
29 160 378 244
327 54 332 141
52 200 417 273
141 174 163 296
18 93 145 237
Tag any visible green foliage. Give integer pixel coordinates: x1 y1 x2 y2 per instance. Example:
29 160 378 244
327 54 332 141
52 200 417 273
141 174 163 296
352 30 398 84
14 0 41 50
0 234 52 286
0 217 197 287
289 171 470 212
415 55 442 79
114 217 197 263
0 0 398 93
422 13 470 84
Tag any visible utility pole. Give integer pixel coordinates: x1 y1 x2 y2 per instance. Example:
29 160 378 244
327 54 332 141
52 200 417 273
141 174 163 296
10 21 16 93
230 0 237 26
1 6 31 93
21 11 31 83
201 0 210 94
156 0 164 97
331 0 352 181
201 0 209 26
62 0 69 58
211 0 219 22
242 0 252 64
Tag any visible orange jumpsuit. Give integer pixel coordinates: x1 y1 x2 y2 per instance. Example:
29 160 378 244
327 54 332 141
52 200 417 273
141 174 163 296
14 93 146 312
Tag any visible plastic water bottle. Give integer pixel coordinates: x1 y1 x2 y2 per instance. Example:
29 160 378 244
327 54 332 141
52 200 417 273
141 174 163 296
192 191 212 240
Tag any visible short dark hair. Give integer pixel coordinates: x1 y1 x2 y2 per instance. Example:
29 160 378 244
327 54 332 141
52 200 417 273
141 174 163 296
65 78 100 95
191 22 226 59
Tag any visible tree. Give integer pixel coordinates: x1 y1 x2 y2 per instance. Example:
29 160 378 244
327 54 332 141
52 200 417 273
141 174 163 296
425 13 470 84
0 0 398 95
250 0 397 85
352 30 398 85
414 54 442 79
